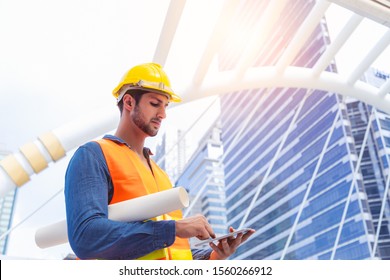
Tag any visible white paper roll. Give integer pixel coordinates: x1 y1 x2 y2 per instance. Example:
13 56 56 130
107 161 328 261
35 187 189 249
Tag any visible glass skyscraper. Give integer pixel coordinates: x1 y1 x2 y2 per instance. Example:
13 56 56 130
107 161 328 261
218 0 381 260
175 122 227 247
344 68 390 259
154 128 191 184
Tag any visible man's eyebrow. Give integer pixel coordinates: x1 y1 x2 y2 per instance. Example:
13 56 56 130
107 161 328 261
150 95 169 105
149 97 163 104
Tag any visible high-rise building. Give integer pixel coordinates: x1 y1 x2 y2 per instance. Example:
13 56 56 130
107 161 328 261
344 68 390 260
154 133 167 172
175 121 226 247
218 0 377 260
0 146 17 255
154 128 191 184
177 129 187 176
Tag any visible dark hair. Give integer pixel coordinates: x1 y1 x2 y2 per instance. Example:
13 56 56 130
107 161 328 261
117 89 145 114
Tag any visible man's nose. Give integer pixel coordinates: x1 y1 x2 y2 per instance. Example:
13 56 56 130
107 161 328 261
157 106 166 119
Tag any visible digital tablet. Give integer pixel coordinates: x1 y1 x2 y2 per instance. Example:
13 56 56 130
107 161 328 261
194 228 253 247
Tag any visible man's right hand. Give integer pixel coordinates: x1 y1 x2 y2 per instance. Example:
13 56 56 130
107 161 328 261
175 214 216 240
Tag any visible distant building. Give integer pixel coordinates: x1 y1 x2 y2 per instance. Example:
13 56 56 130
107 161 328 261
0 145 17 255
154 129 189 183
154 133 167 171
344 68 390 259
175 121 227 247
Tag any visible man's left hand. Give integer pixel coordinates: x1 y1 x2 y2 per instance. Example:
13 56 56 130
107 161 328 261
209 227 255 260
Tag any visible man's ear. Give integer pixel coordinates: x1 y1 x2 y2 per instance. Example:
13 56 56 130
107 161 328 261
123 94 133 109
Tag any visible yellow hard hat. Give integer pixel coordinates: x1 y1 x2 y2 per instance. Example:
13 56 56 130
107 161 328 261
112 62 181 103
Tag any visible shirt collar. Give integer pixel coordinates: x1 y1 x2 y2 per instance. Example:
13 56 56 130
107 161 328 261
103 134 153 156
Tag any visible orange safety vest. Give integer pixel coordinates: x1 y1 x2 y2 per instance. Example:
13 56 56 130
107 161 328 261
97 138 193 260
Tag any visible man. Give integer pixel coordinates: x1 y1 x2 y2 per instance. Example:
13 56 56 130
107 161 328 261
64 62 254 260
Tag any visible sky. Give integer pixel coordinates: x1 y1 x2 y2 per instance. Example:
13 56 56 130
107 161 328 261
0 0 222 259
0 0 389 259
324 4 390 75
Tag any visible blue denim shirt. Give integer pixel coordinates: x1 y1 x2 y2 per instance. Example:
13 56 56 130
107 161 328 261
64 135 211 260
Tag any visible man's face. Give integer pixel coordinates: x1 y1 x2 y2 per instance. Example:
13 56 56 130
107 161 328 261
132 92 169 137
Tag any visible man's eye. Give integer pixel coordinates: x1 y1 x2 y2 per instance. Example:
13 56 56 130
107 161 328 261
150 103 159 107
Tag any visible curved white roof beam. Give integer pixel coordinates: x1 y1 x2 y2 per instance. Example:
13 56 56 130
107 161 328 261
183 66 390 113
312 13 364 76
192 0 241 86
330 0 390 27
275 0 331 73
234 0 291 77
379 77 390 97
0 110 118 197
347 29 390 84
182 0 390 112
153 0 186 66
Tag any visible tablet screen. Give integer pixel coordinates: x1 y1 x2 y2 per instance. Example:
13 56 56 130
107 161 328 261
194 228 252 247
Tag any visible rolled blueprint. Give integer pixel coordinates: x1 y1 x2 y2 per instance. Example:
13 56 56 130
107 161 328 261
35 187 189 249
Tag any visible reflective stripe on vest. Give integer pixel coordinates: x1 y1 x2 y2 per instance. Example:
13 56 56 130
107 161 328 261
97 139 192 260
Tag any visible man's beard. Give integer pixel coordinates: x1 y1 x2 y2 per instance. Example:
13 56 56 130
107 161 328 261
132 105 159 137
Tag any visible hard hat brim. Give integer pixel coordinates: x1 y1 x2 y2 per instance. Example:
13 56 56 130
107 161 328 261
116 85 182 103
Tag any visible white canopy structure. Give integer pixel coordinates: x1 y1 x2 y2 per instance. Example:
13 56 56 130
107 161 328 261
1 0 389 197
0 1 389 258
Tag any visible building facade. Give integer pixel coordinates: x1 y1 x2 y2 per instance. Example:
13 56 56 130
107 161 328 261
0 146 16 255
218 0 377 260
175 122 227 247
344 68 390 259
154 129 188 183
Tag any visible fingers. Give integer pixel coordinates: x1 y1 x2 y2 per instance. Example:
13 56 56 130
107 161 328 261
196 228 213 240
210 239 230 260
175 215 215 239
241 229 256 243
209 227 256 260
209 237 240 260
194 215 215 240
230 228 255 245
206 222 216 239
227 226 236 241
